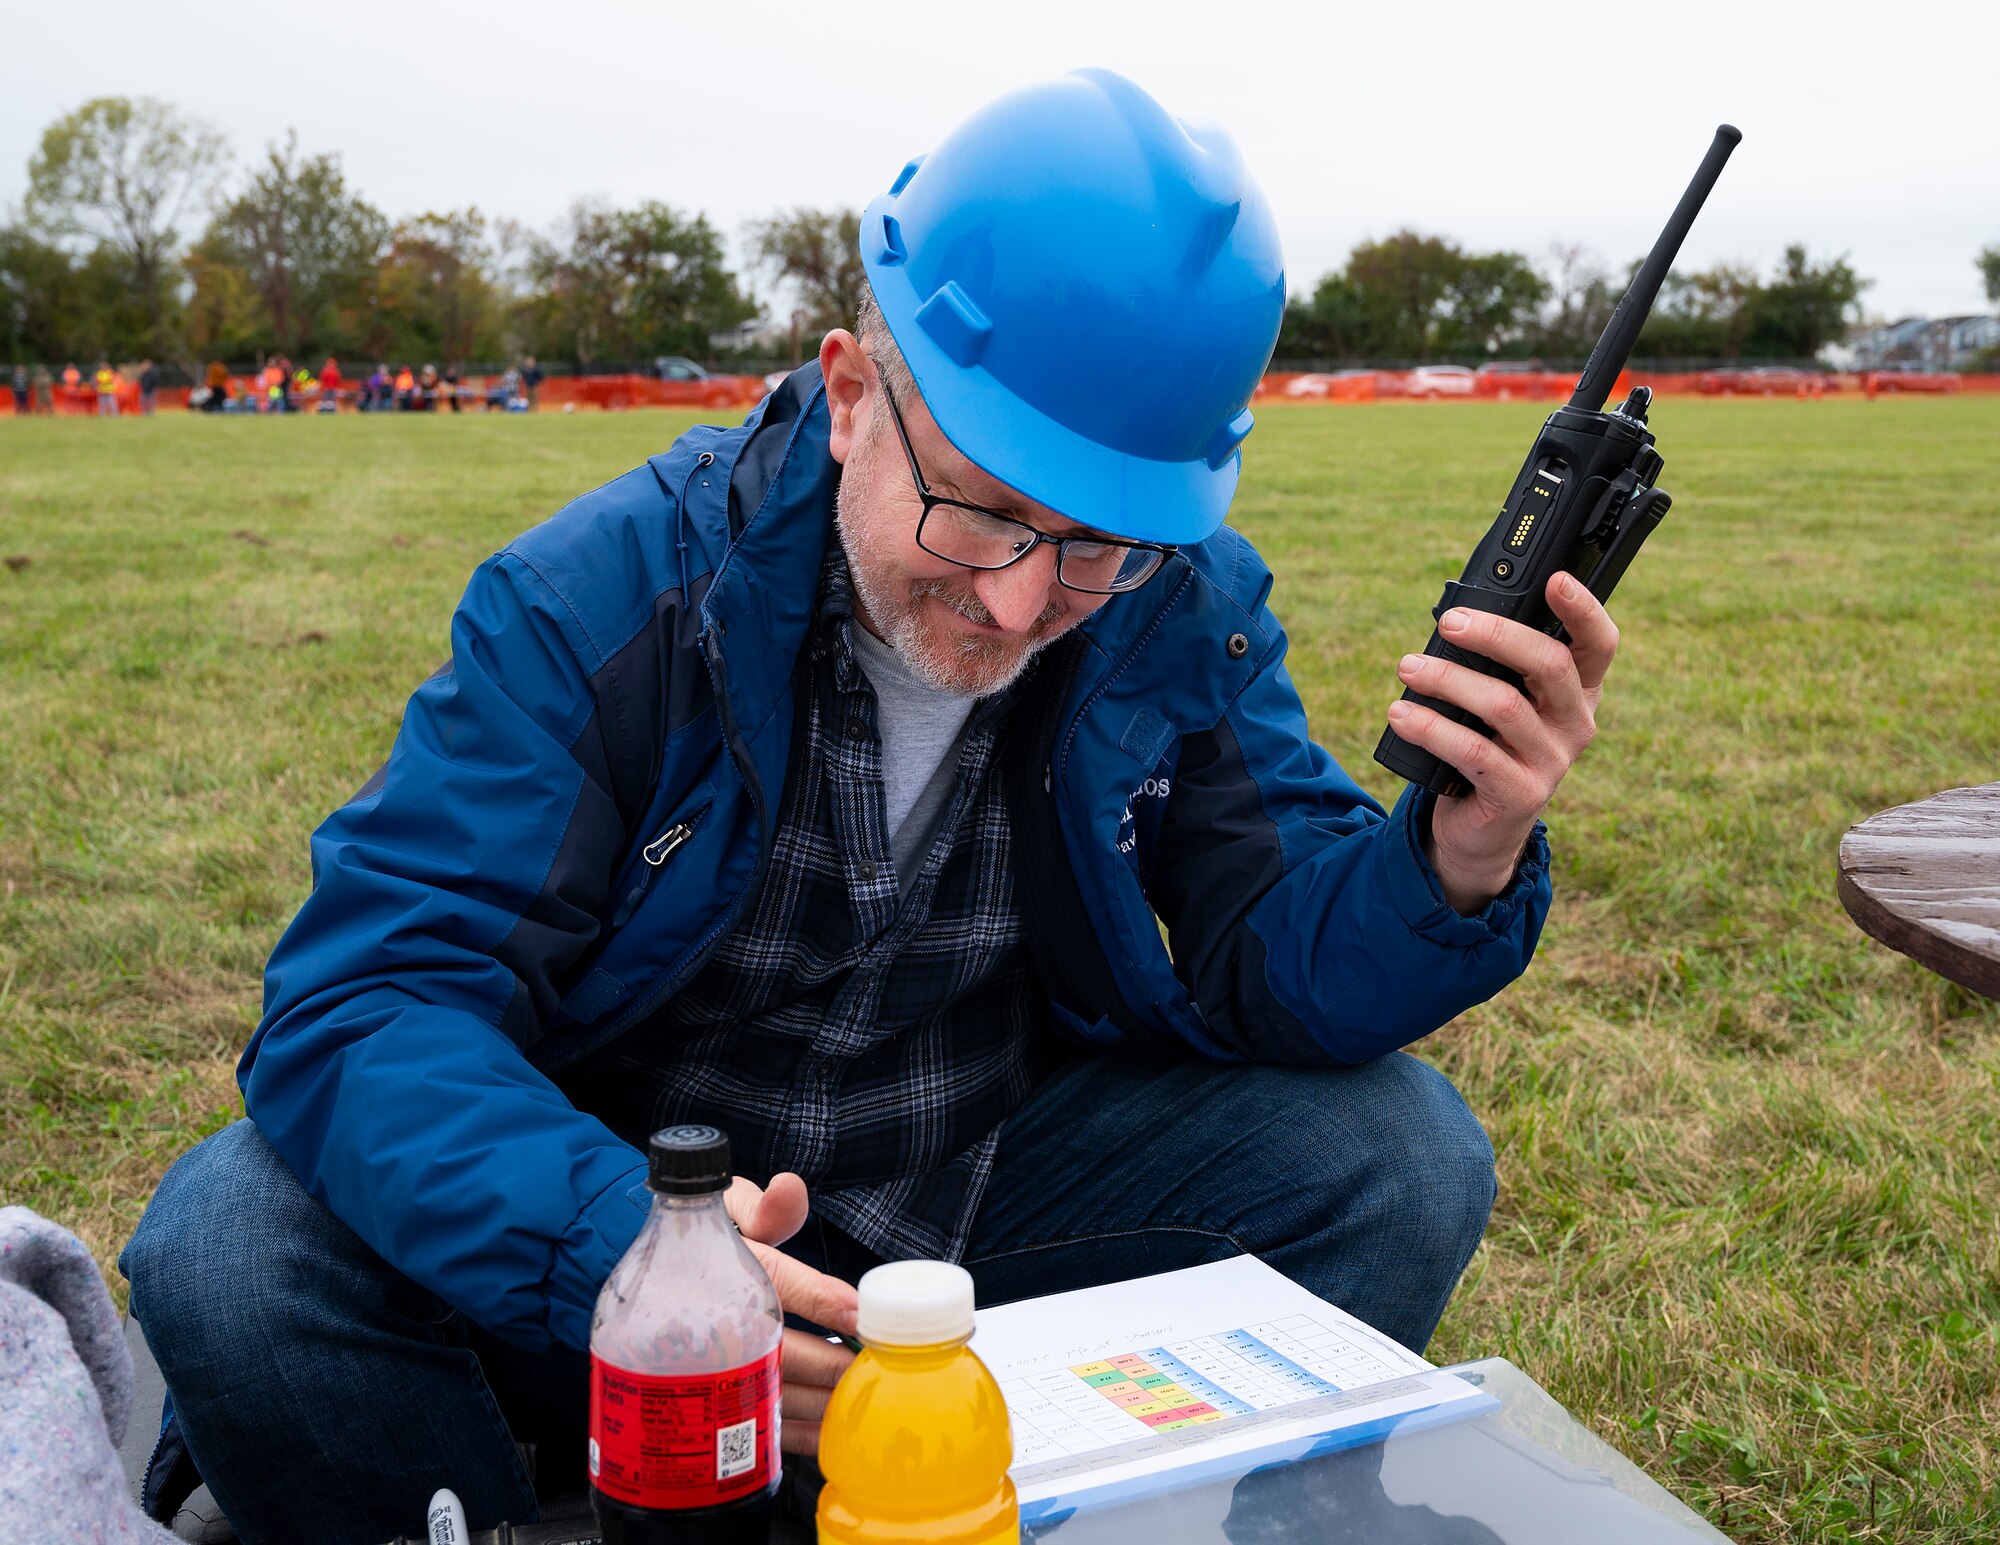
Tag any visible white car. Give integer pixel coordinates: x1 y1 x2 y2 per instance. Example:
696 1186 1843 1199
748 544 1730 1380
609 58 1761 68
1282 370 1374 398
1403 365 1476 399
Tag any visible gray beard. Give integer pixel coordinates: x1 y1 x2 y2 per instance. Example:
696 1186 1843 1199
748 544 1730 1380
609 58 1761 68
835 497 1061 699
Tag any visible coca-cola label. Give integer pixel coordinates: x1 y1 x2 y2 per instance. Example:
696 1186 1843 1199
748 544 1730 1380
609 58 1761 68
589 1346 781 1508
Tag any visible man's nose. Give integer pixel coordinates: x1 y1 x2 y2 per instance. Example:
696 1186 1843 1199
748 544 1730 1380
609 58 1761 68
971 548 1063 633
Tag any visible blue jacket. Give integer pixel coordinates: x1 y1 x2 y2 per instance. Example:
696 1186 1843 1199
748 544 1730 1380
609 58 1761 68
241 369 1552 1354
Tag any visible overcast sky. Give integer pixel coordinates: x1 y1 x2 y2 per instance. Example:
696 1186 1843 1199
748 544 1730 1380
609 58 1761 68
7 0 1995 323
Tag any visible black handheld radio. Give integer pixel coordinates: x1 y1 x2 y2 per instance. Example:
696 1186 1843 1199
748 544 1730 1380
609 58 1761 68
1374 125 1741 798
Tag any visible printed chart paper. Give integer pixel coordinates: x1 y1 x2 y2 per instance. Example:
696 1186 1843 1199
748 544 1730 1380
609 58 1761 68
971 1255 1497 1521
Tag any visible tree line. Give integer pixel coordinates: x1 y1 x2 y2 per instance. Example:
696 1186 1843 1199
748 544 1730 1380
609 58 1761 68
6 96 1989 374
1275 233 1880 365
1 98 856 372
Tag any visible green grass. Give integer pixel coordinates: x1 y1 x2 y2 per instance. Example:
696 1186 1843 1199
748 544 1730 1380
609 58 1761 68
3 399 1997 1540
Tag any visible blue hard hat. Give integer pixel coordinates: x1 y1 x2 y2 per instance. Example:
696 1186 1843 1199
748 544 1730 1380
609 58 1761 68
859 68 1285 547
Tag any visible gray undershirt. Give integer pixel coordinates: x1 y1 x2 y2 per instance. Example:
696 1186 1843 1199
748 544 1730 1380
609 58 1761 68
848 622 979 893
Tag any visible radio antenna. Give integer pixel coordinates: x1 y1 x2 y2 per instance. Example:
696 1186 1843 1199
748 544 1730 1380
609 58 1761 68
1570 125 1743 413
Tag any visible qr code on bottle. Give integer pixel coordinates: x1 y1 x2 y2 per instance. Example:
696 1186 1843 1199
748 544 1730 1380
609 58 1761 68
716 1417 757 1480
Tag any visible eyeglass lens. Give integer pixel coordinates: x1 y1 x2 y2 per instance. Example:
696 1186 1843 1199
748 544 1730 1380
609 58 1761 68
919 504 1163 594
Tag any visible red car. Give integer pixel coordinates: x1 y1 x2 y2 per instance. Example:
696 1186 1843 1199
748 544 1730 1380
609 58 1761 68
1862 367 1959 395
1694 366 1832 396
648 356 766 408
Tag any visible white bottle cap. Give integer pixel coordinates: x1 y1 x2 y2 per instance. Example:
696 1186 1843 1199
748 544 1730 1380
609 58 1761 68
855 1260 976 1347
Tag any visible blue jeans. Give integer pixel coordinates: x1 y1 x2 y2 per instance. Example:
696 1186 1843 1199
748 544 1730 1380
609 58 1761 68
122 1052 1493 1545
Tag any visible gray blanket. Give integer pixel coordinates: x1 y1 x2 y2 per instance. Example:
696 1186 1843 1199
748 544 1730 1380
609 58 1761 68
0 1206 176 1543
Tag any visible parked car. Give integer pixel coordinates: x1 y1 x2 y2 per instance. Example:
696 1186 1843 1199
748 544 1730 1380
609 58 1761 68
1403 365 1477 399
1694 366 1831 396
1474 361 1564 400
649 355 766 408
1862 364 1960 395
1283 370 1375 398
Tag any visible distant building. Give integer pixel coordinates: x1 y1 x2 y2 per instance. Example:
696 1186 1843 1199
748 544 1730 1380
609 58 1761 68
1851 314 2000 369
709 316 801 357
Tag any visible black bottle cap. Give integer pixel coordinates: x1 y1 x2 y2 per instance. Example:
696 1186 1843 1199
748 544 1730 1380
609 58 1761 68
647 1125 732 1194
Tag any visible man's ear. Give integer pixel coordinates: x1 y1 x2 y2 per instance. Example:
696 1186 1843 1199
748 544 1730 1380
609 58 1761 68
820 330 872 466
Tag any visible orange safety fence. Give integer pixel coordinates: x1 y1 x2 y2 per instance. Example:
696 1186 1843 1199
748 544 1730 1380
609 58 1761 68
1259 370 2000 403
0 371 774 415
7 371 1999 416
540 373 767 412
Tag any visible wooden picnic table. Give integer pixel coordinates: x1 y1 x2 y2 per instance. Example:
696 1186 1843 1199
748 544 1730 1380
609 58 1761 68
1837 782 2000 1000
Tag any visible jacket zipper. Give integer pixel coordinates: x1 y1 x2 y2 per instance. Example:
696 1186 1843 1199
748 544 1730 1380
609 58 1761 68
643 823 694 866
608 808 708 929
586 621 772 1047
1055 563 1194 782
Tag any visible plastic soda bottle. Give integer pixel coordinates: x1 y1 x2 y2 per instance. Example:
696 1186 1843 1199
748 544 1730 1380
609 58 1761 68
588 1125 783 1543
816 1260 1018 1544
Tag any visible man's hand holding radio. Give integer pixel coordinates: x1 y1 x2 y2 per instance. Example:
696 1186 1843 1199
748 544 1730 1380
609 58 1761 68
1387 571 1620 914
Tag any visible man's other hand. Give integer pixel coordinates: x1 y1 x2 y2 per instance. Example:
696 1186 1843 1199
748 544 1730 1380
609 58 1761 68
724 1171 858 1456
1388 571 1619 914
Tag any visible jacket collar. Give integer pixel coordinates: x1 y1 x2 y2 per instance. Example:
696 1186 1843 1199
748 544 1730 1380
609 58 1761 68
698 370 840 745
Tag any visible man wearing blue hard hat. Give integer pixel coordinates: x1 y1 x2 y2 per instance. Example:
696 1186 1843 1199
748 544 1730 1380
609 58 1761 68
124 70 1618 1540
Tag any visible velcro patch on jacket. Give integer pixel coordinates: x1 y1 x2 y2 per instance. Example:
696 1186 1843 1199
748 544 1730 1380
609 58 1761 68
1120 707 1175 769
558 969 625 1027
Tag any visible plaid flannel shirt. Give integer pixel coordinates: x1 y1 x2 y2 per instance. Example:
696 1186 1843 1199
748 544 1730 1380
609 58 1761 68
583 547 1053 1261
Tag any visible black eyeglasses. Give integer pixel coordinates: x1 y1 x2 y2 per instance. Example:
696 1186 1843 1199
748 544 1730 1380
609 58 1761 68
878 380 1173 596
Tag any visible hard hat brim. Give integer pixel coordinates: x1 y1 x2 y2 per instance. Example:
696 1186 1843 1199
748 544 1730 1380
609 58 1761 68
861 198 1239 549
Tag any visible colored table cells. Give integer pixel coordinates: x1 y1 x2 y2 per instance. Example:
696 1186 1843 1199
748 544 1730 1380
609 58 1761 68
1068 1350 1256 1431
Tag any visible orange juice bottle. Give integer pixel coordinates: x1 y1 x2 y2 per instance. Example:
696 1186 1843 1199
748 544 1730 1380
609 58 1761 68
817 1261 1018 1544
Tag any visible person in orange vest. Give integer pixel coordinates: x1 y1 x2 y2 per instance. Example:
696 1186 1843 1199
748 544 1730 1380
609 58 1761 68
93 360 120 417
61 362 80 388
395 364 417 411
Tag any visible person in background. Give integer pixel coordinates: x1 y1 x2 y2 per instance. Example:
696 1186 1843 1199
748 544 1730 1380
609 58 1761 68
393 364 416 411
138 359 159 416
319 358 343 413
61 362 81 389
10 362 26 416
521 354 542 410
94 359 120 417
442 362 462 413
33 364 55 414
204 360 230 414
417 364 439 411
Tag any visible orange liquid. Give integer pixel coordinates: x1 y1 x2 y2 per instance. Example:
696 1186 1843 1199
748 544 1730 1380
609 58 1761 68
816 1337 1019 1544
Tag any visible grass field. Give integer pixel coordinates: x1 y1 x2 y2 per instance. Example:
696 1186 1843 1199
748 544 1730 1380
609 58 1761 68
3 398 1996 1540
